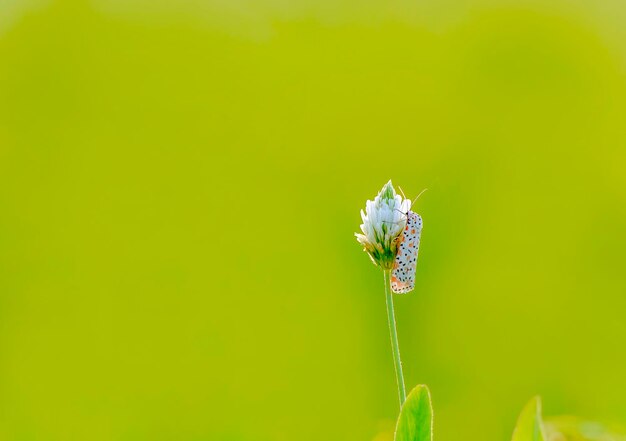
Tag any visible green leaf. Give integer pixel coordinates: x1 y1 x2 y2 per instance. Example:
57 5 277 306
394 385 433 441
512 397 546 441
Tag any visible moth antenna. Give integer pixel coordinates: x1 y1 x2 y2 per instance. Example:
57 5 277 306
382 219 404 225
411 188 428 206
398 186 407 200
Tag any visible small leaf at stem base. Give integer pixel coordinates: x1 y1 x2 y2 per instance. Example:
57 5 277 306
512 397 546 441
394 385 433 441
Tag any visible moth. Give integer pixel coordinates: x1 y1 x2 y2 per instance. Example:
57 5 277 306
390 210 422 293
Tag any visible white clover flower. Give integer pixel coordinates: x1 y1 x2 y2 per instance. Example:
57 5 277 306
356 180 411 270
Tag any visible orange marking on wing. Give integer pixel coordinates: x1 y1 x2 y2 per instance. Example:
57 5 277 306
391 280 410 293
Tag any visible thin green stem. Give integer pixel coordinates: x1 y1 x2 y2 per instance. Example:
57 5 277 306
383 269 406 406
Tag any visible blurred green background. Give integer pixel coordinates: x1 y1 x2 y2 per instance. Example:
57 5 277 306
1 0 626 440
